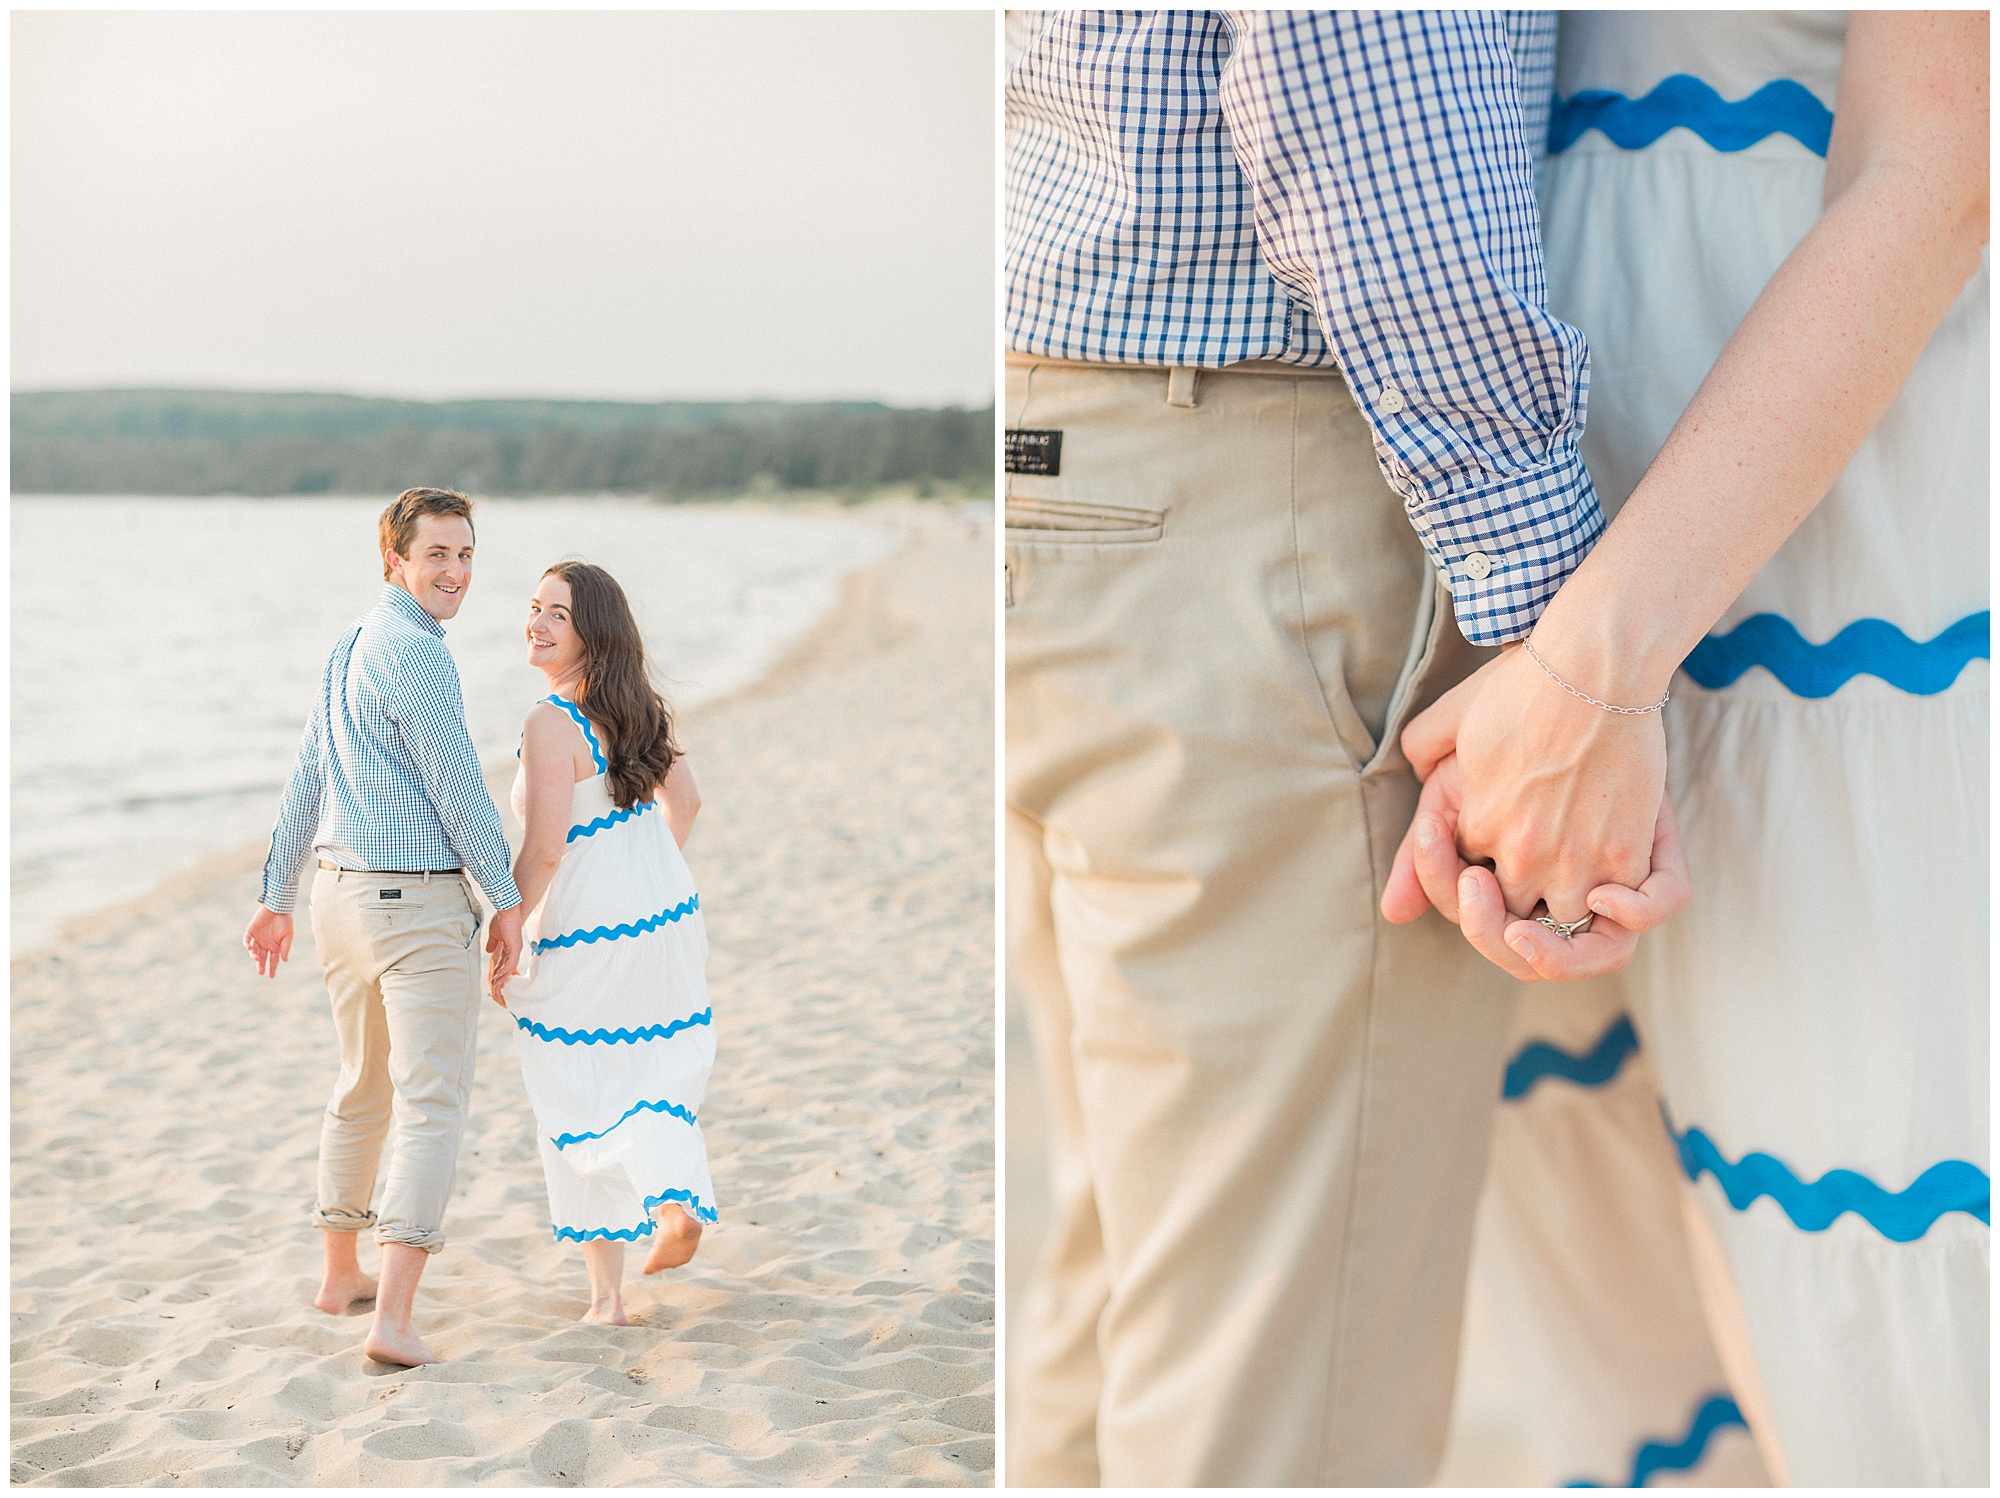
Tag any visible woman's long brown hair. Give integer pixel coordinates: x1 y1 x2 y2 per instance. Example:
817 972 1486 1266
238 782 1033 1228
543 561 679 809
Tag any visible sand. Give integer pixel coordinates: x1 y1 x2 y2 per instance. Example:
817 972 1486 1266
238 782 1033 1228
11 504 996 1487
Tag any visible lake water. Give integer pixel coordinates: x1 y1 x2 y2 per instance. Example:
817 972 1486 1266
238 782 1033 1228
10 495 896 954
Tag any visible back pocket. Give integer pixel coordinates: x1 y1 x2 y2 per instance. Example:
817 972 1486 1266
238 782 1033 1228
1004 497 1164 545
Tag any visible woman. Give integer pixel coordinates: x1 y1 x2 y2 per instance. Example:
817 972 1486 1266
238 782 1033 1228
1387 11 1986 1485
494 560 716 1326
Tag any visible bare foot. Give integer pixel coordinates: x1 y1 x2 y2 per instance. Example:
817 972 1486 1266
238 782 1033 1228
314 1271 378 1315
581 1303 631 1326
642 1205 702 1275
362 1322 439 1367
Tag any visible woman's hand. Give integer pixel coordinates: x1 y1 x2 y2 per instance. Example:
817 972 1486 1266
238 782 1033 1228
1401 645 1667 926
1383 752 1689 982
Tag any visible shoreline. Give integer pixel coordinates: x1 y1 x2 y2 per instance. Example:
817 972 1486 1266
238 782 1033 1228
10 496 978 968
11 507 995 1485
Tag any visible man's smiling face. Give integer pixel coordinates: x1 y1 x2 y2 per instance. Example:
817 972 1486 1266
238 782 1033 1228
386 514 476 622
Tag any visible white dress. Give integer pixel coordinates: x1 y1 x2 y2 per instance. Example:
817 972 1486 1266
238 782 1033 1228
507 695 718 1242
1469 12 1988 1487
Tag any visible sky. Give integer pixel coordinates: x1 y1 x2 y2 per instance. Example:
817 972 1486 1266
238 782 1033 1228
11 11 994 407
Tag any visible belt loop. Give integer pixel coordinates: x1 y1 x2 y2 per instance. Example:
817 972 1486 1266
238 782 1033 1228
1167 367 1199 408
423 870 432 885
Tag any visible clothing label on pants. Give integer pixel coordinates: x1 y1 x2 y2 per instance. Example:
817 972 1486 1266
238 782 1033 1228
1006 428 1063 476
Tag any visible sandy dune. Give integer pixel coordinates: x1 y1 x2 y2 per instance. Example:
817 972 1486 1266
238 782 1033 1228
11 505 995 1486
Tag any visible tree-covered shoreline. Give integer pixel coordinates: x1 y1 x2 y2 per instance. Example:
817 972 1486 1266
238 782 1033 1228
11 389 994 499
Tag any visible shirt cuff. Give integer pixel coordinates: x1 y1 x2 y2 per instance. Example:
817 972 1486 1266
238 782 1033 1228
1404 444 1606 648
476 870 523 912
260 851 305 913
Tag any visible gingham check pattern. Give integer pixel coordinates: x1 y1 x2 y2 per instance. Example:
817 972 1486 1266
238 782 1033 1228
260 584 521 913
1006 9 1603 644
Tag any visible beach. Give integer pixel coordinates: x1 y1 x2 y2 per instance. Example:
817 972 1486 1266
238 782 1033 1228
10 505 996 1486
10 494 893 956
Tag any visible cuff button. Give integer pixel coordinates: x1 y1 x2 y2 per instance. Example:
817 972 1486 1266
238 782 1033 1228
1461 551 1494 581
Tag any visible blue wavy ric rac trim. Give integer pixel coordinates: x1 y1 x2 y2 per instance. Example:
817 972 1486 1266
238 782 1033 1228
646 1186 718 1224
1550 75 1831 156
546 694 608 774
553 1221 654 1243
1664 1108 1991 1242
532 895 699 955
514 1007 712 1046
1502 1015 1640 1101
551 1187 717 1242
550 1097 699 1150
1565 1394 1748 1487
568 799 657 843
1681 612 1989 698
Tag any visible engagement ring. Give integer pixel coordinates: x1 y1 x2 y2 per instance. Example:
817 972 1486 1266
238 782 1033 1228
1535 913 1595 941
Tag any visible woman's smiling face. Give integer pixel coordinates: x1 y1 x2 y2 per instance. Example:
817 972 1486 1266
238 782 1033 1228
526 574 585 682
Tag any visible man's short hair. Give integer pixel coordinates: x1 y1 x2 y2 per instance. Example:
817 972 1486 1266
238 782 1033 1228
380 488 475 579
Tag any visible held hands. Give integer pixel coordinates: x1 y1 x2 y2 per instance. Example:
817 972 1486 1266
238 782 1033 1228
486 905 524 1006
1383 647 1688 980
1382 754 1689 980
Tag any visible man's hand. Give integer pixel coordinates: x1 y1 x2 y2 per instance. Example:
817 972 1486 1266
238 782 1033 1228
1401 645 1667 925
486 905 523 1006
243 905 294 978
1382 752 1690 981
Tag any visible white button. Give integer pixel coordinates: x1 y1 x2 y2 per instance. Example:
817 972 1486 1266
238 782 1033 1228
1461 552 1493 581
1378 386 1407 415
1437 568 1454 593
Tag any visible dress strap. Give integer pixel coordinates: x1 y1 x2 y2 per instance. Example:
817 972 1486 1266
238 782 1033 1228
544 695 608 775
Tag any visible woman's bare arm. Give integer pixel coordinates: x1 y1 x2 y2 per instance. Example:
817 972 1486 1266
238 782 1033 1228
502 706 581 985
1394 12 1988 963
1526 10 1988 702
660 757 700 849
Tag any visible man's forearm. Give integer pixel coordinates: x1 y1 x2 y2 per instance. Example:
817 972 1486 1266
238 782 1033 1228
406 741 522 911
1218 9 1603 645
259 772 321 912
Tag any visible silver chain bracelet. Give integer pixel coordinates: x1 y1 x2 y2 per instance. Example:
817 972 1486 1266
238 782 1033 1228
1519 637 1669 715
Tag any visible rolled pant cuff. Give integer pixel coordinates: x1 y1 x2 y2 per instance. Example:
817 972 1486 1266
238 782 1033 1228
375 1224 445 1254
313 1207 378 1233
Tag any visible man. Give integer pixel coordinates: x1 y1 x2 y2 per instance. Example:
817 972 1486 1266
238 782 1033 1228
1004 11 1657 1484
243 487 523 1368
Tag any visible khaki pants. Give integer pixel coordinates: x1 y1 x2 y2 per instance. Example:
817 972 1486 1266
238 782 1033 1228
309 867 483 1254
1005 358 1520 1486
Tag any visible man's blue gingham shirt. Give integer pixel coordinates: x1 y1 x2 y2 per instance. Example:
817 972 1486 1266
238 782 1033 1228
1006 10 1604 645
260 584 521 914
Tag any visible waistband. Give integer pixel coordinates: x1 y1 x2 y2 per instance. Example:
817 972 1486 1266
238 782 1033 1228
318 862 465 880
1005 351 1348 380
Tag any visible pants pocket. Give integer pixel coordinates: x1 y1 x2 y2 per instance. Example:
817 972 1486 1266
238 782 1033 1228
457 880 482 950
362 892 430 939
1005 496 1165 545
